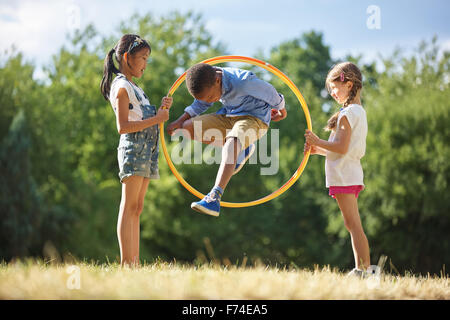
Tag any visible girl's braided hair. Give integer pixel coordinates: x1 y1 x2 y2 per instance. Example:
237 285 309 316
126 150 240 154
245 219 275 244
324 62 362 131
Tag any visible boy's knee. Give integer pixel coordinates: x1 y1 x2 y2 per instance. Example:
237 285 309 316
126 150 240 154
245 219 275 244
223 137 240 160
223 137 235 149
182 120 194 139
224 136 240 148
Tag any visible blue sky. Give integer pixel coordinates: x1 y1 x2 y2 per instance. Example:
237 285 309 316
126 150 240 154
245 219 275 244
0 0 449 76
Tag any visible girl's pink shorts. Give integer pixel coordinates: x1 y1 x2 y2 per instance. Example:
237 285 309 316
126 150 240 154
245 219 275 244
329 185 364 199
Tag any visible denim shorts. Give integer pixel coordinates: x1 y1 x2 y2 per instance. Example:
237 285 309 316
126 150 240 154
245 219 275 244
117 105 160 182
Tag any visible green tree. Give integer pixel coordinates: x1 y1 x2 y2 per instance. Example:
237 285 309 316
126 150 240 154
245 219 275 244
0 50 38 141
0 111 71 259
0 111 41 258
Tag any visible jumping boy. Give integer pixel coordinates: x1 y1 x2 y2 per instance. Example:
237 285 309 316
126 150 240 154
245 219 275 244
167 63 287 216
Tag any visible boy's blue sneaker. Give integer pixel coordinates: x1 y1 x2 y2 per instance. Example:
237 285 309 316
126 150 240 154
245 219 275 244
233 143 256 175
191 192 221 217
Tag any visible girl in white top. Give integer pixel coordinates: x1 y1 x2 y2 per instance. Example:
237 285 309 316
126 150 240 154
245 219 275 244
304 62 370 276
100 34 172 267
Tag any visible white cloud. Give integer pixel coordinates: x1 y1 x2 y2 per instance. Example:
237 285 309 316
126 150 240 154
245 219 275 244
442 39 450 52
0 0 72 63
0 0 210 64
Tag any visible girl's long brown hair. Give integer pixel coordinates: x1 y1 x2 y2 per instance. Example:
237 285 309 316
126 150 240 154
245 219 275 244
100 34 151 100
324 62 362 131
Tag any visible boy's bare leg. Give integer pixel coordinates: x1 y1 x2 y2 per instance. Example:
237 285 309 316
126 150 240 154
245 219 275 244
215 137 240 190
182 118 240 190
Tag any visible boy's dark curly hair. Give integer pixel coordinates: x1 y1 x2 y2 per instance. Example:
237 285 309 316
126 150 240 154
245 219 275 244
186 63 217 97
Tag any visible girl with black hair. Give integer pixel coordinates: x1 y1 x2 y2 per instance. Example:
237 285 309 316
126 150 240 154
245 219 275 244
101 34 172 267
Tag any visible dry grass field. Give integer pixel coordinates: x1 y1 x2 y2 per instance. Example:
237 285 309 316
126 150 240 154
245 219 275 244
0 260 448 300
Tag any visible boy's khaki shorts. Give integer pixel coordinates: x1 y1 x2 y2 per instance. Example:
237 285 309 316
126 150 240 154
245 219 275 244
191 114 268 151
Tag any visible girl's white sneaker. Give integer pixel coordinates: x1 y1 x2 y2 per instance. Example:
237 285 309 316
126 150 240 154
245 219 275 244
347 268 365 278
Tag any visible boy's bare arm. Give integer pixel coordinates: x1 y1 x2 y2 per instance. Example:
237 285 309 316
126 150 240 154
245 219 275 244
271 108 287 122
167 112 191 136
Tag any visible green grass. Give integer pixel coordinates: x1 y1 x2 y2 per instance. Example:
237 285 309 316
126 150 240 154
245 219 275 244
0 259 448 299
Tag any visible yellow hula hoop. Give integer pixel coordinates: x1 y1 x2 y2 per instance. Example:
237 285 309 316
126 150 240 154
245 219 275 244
160 55 312 208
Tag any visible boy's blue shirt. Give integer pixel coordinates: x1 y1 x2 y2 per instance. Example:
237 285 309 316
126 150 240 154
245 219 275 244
184 67 285 125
